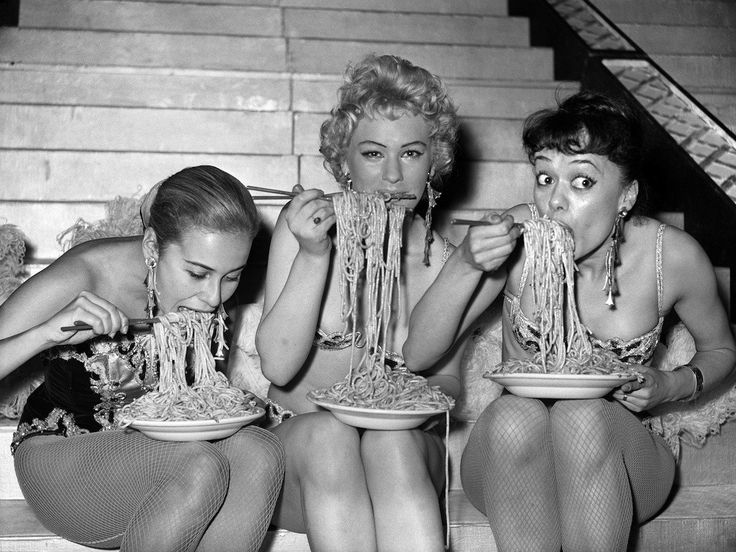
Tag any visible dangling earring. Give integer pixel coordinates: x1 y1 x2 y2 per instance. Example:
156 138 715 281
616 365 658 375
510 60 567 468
213 303 228 360
345 172 353 190
423 172 440 266
603 209 627 308
145 256 158 318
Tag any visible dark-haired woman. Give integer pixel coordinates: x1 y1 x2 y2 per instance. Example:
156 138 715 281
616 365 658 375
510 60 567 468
0 166 284 552
405 91 736 551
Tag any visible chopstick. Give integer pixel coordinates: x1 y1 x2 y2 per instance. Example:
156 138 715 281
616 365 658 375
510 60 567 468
247 186 415 202
451 218 524 232
61 318 158 332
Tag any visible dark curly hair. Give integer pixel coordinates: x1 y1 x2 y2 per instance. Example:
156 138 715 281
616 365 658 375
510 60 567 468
523 91 643 181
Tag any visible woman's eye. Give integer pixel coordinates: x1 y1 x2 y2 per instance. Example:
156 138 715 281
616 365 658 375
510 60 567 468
536 173 553 186
361 150 382 159
572 175 596 189
225 273 242 283
402 149 424 159
187 271 207 280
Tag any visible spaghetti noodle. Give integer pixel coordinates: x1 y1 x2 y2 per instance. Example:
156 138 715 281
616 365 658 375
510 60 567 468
310 190 454 412
488 218 636 377
121 309 258 422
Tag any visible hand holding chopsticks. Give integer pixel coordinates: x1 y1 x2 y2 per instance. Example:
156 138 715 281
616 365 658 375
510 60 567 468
61 318 158 332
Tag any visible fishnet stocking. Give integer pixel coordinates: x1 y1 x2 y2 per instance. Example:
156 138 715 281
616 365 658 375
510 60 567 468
551 399 631 552
462 397 675 552
197 426 285 552
14 427 284 552
461 395 561 552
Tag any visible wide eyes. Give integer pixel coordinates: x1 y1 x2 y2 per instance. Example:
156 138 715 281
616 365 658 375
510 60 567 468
535 173 596 189
536 173 554 186
571 176 596 189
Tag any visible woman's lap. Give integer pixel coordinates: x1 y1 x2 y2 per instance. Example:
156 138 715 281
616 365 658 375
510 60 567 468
461 396 675 523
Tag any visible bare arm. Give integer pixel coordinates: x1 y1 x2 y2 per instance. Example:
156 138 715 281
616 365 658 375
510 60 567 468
404 211 522 372
0 252 130 379
255 187 335 386
617 227 736 410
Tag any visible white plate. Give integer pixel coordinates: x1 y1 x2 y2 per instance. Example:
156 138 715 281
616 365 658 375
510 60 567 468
125 408 265 441
307 393 449 430
487 373 634 400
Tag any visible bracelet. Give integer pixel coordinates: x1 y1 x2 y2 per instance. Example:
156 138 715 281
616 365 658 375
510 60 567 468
674 363 704 402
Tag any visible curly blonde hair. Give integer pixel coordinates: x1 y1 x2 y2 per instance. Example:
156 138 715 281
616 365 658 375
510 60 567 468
319 54 458 188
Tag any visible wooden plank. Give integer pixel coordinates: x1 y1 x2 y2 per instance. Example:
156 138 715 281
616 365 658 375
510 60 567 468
20 0 282 36
0 65 292 111
284 9 528 46
0 28 286 72
0 151 298 201
0 106 291 154
288 39 555 81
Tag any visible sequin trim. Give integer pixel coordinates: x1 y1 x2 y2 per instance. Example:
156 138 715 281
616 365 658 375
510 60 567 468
11 408 89 456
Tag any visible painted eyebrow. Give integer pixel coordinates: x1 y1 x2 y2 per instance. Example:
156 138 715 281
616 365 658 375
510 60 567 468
184 260 247 273
532 154 600 170
358 140 428 148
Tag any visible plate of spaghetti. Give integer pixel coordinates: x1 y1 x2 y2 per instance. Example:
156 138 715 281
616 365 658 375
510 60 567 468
120 309 264 440
308 393 446 430
484 217 641 399
488 373 634 400
127 410 265 441
307 190 454 428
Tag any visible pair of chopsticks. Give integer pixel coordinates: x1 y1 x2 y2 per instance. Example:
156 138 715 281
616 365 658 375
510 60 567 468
247 186 415 202
61 318 158 332
248 185 341 201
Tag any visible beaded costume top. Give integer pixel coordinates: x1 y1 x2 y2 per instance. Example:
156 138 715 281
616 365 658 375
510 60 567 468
503 204 666 366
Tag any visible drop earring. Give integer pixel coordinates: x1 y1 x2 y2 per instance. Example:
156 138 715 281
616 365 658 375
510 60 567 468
345 172 353 190
603 209 627 308
213 303 228 360
423 172 440 266
145 256 158 318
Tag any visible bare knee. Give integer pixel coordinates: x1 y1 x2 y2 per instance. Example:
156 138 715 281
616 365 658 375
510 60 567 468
285 414 361 486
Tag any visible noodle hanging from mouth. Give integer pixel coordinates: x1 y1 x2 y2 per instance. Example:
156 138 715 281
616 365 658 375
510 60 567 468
309 190 454 412
488 218 635 377
121 309 258 422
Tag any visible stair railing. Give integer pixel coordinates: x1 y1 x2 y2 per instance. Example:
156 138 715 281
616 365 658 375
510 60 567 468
511 0 736 324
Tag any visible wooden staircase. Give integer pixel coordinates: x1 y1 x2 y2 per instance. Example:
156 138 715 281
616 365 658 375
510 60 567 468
1 1 735 551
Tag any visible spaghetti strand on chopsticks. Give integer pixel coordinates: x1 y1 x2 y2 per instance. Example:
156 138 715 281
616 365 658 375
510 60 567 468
121 309 257 422
309 190 454 412
487 218 634 377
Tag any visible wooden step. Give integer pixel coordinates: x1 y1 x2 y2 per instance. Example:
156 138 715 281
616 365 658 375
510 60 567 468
0 63 577 116
0 28 554 81
2 485 734 551
19 0 528 48
20 0 283 36
288 39 554 80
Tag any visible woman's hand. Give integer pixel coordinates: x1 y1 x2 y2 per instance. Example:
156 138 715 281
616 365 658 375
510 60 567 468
457 213 522 273
284 185 336 257
612 366 672 412
44 290 130 345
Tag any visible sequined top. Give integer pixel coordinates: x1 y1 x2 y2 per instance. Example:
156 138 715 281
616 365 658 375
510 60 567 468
313 237 452 351
12 334 155 454
504 204 666 366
